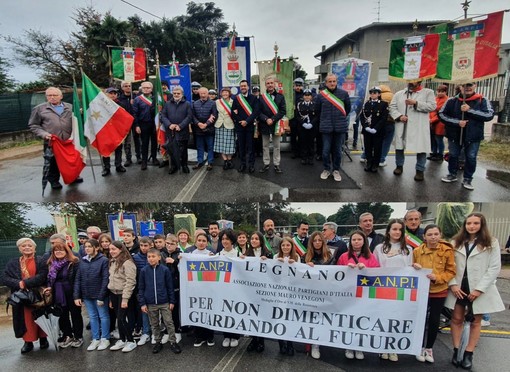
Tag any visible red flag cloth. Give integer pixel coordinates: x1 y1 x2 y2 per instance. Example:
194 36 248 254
51 135 85 184
473 11 503 80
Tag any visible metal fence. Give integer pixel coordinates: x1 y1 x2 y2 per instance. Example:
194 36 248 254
0 238 49 275
486 218 510 249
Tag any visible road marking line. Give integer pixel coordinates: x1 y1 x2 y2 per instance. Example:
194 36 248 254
211 338 249 372
442 327 510 335
172 167 208 202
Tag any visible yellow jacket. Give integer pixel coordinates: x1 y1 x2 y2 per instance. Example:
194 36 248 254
413 240 456 294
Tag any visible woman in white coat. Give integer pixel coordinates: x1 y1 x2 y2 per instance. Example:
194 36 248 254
446 213 505 370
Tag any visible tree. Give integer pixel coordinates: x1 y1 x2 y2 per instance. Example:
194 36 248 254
0 203 34 238
328 203 394 235
15 80 50 93
307 213 326 227
0 56 15 92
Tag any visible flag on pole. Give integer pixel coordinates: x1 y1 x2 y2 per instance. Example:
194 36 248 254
154 54 165 127
169 52 181 77
71 80 87 162
273 55 281 73
82 72 134 157
111 47 147 82
388 33 440 81
228 32 236 51
434 11 504 83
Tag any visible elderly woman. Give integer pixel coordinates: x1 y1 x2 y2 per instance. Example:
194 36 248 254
2 238 49 354
214 87 236 170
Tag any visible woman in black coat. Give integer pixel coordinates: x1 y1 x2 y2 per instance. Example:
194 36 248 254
2 238 49 354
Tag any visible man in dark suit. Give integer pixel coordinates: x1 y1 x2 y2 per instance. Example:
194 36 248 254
358 212 384 252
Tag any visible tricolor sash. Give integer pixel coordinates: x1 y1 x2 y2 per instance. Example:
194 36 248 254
237 94 253 116
261 93 279 115
320 89 346 116
292 237 307 257
139 95 153 106
218 98 232 118
263 236 275 255
405 232 422 249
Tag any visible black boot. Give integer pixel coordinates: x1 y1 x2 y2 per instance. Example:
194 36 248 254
287 342 294 356
256 338 265 352
461 351 473 370
21 342 34 354
246 338 257 352
39 337 49 349
278 340 287 354
223 160 228 170
452 348 459 367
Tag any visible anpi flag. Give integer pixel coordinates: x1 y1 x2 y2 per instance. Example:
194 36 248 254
434 11 503 83
356 275 418 302
82 73 133 157
389 33 440 81
186 260 232 282
111 47 147 82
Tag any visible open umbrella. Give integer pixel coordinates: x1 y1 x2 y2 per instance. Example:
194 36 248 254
33 306 61 351
164 130 181 171
42 145 54 197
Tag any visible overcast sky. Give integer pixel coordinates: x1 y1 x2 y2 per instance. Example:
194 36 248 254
1 0 509 84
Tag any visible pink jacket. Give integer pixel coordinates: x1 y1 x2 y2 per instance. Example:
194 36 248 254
337 252 380 267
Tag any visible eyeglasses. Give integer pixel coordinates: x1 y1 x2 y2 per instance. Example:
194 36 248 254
322 229 328 232
166 242 177 245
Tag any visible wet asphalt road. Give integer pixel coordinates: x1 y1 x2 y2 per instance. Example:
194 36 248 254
0 145 509 203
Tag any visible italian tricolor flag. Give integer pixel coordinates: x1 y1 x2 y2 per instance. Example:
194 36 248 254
111 47 147 82
389 33 440 81
82 73 134 157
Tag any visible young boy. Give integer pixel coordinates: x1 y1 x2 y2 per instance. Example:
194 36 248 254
165 234 182 343
139 248 182 354
122 229 140 255
133 237 151 345
153 234 168 259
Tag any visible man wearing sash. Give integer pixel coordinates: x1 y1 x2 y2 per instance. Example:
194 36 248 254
133 81 159 170
263 219 282 254
293 222 309 257
232 80 260 173
315 73 351 182
258 77 286 173
404 209 424 248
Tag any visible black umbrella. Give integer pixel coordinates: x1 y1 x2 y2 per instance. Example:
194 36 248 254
42 145 54 197
164 130 181 170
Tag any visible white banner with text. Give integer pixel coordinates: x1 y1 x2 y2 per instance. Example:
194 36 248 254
179 255 431 354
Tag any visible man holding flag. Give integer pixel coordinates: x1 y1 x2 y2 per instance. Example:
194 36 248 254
29 87 84 189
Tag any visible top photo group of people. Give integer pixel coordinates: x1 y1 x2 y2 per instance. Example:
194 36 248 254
2 209 505 371
28 72 494 191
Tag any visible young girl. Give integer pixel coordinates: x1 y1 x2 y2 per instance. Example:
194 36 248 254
338 230 379 360
108 241 137 353
304 231 334 266
235 231 250 256
373 219 412 362
46 241 82 348
244 231 273 352
98 233 117 337
74 238 110 351
413 224 456 363
446 213 505 369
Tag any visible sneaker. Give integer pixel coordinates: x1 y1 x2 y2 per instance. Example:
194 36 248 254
87 339 101 351
380 353 389 360
71 338 83 348
111 329 120 339
462 179 474 190
359 158 367 163
59 336 73 349
320 170 331 180
137 334 150 346
274 165 283 173
481 319 491 326
230 339 239 347
161 334 170 344
416 348 426 362
345 350 355 359
97 338 110 351
207 338 215 346
424 348 434 363
441 174 458 183
389 353 399 362
222 338 231 347
132 329 142 339
151 335 157 345
379 161 387 167
110 340 126 351
311 344 320 359
169 342 182 354
194 339 205 347
152 342 163 354
355 351 364 360
175 333 182 344
259 164 270 173
122 342 137 353
333 170 342 182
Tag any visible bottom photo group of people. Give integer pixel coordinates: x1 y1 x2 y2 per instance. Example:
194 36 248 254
2 210 505 371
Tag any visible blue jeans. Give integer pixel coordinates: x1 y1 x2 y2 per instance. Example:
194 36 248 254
380 123 395 163
431 135 445 156
322 132 345 172
138 311 151 336
84 298 110 340
196 134 214 165
395 150 427 171
447 140 480 181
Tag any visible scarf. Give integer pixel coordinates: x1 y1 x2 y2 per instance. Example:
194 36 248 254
47 258 69 288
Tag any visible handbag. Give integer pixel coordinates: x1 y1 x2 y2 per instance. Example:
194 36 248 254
7 287 53 308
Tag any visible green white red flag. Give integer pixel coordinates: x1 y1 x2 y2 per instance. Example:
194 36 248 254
388 34 440 81
71 80 87 162
82 72 133 157
111 47 147 82
434 11 504 83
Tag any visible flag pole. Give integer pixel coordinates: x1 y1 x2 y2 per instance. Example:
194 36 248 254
77 58 97 183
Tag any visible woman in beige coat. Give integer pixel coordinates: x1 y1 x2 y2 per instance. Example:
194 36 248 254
446 213 505 369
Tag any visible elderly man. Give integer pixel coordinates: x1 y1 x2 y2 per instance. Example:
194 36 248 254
404 209 424 248
28 87 83 189
263 219 282 254
389 80 436 181
258 77 286 174
315 73 351 182
192 87 218 170
358 212 384 252
439 82 494 190
133 81 159 170
322 222 347 263
101 87 126 176
117 81 138 166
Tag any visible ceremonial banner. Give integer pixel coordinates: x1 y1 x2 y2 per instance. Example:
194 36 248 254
257 59 294 120
180 256 430 354
160 64 192 102
53 214 79 251
388 34 440 81
216 37 251 95
111 47 147 82
107 212 137 241
434 11 504 83
139 221 164 238
331 58 372 126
